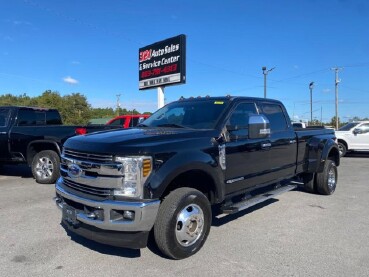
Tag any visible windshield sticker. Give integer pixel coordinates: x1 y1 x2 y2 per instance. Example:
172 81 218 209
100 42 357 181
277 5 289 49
214 101 224 105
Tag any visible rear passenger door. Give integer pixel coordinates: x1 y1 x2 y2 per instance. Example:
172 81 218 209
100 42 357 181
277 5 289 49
259 102 297 182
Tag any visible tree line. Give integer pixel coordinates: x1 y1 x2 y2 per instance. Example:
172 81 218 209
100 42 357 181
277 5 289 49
0 91 150 125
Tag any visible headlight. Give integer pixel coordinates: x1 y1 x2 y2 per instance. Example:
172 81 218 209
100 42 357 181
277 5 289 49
114 156 152 198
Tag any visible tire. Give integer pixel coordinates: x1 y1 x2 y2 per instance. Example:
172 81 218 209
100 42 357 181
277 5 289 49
154 187 212 260
302 173 316 193
316 159 337 195
338 142 347 157
31 150 60 184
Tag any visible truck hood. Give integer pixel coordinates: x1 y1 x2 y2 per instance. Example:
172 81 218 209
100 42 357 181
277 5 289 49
335 130 352 138
63 127 219 155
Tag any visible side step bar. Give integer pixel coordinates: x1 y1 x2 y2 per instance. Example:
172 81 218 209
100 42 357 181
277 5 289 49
221 183 300 214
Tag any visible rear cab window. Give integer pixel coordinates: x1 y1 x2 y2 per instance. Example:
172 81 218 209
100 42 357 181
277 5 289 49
259 103 288 132
46 110 62 125
109 118 127 126
16 109 48 126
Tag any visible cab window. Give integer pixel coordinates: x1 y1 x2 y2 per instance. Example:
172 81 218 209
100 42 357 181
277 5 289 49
260 103 288 132
227 102 257 138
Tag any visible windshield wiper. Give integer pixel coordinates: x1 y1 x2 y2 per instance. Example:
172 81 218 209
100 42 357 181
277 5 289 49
157 123 186 128
137 123 148 127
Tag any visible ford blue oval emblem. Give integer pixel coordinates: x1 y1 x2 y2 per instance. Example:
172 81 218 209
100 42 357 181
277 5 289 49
68 163 82 178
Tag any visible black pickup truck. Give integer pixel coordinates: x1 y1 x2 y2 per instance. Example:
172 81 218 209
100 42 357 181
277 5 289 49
0 106 118 184
54 96 339 259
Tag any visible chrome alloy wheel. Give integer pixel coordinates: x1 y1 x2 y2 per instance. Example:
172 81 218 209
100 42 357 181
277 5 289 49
328 165 336 190
175 204 204 247
338 144 344 156
35 157 54 180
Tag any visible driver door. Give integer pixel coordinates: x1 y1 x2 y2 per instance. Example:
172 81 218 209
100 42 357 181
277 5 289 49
224 102 268 194
351 123 369 149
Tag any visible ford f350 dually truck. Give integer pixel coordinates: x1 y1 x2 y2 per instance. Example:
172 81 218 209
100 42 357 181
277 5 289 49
54 96 339 259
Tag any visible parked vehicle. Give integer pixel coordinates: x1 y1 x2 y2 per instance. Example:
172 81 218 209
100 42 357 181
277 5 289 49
292 122 307 128
336 121 369 156
0 106 119 184
106 114 150 128
54 96 339 259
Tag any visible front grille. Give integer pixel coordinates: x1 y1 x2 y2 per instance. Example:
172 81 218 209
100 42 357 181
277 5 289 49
63 148 113 163
63 178 114 197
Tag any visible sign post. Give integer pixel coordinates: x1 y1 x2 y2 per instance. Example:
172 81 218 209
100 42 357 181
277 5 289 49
157 86 165 109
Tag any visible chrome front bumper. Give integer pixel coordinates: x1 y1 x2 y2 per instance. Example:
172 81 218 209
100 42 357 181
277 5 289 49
55 179 160 232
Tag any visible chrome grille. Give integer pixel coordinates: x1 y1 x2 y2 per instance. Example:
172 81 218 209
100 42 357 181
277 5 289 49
63 148 113 163
63 178 113 197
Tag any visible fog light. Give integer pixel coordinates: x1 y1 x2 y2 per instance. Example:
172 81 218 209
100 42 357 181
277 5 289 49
123 210 135 220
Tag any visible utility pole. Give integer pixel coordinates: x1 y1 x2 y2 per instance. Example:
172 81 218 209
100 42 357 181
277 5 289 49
116 94 121 116
309 82 314 124
331 67 343 130
262 66 275 98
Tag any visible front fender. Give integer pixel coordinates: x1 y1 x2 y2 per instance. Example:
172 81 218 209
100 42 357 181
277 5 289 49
145 150 225 202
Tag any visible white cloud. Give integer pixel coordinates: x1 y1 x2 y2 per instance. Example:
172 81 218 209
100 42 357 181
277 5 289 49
322 88 331 93
293 65 299 70
71 61 80 65
63 76 79 84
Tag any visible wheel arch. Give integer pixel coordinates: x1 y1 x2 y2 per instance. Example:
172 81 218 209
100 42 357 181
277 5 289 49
160 169 219 204
27 140 61 165
317 142 340 173
337 139 348 151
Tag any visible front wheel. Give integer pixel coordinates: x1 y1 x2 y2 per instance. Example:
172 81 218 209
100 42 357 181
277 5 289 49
31 150 60 184
338 142 347 157
154 187 212 260
316 159 337 195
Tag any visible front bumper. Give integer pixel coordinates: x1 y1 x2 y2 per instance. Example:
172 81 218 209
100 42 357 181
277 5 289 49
55 180 160 248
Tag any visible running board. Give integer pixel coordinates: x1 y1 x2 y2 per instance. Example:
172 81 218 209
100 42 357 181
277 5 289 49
221 183 298 214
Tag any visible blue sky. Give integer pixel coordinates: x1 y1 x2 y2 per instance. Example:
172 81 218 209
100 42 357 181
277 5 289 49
1 0 369 122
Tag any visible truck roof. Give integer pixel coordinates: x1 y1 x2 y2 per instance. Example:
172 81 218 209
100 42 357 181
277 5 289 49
0 106 58 111
177 95 283 104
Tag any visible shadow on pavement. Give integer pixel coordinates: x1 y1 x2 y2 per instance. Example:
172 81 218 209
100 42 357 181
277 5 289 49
61 222 142 258
344 151 369 158
211 198 278 227
0 164 33 178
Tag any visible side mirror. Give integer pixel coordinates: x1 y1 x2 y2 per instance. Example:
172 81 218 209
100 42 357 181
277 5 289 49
249 115 270 139
353 128 362 135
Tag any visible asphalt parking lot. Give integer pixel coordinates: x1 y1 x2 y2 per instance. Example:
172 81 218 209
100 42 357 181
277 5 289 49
0 154 368 277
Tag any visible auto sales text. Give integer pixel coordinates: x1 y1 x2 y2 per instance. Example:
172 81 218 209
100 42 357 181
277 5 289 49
140 55 180 70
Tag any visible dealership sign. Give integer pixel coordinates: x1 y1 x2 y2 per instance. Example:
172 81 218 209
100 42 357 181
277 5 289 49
139 34 186 90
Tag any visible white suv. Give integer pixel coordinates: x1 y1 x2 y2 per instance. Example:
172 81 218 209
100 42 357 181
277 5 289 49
336 121 369 156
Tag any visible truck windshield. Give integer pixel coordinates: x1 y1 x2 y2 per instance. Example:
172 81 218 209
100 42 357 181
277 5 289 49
142 99 230 129
338 122 359 131
0 108 11 127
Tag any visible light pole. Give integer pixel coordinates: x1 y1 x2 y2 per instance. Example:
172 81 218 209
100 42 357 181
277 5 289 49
331 67 342 130
309 82 314 124
262 66 275 98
